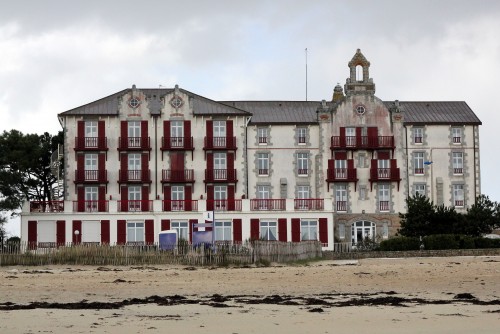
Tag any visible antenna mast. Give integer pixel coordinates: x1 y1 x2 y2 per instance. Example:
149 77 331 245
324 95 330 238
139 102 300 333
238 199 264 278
305 48 308 101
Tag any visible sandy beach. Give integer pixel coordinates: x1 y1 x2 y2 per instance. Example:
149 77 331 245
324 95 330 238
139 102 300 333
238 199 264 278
1 256 499 333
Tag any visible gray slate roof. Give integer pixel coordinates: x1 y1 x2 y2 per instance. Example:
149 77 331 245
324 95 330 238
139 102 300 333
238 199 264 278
58 86 481 126
385 101 482 125
220 101 323 125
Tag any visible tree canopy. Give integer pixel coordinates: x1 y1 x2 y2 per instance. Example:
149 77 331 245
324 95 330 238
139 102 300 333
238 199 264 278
0 130 63 215
399 194 500 237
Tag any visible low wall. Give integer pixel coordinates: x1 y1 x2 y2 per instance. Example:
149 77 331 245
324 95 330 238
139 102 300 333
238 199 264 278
324 248 500 260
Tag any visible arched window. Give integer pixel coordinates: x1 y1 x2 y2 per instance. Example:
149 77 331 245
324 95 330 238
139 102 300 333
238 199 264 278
351 220 376 245
356 65 364 82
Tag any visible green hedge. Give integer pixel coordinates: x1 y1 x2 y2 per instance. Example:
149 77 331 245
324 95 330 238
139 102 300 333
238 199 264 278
379 234 500 251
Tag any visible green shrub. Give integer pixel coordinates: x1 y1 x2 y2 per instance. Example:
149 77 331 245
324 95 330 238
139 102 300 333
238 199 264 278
379 236 420 251
423 234 459 250
475 237 500 248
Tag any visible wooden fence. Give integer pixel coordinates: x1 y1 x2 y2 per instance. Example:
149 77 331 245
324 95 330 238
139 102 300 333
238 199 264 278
0 241 322 267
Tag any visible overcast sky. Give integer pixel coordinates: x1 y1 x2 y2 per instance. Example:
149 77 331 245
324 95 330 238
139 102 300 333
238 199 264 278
2 0 500 236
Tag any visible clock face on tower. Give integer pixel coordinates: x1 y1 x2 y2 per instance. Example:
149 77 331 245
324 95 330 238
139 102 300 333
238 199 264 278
170 96 183 108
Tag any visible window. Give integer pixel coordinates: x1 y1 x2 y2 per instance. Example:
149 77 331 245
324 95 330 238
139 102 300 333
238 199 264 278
382 222 389 239
335 184 347 212
378 159 390 178
378 184 390 212
296 185 310 209
414 127 423 144
414 184 426 197
127 222 144 243
214 152 227 180
214 185 227 210
128 121 141 147
257 153 269 176
356 65 363 81
346 127 356 146
260 221 277 241
171 221 189 241
351 221 376 246
85 186 98 212
300 220 318 241
453 184 464 207
414 152 424 175
297 153 309 175
452 127 462 144
359 186 367 201
129 97 140 108
257 185 271 199
358 153 366 168
258 127 268 144
297 127 307 144
213 121 226 137
171 186 185 211
339 223 346 239
128 186 141 211
85 154 98 181
356 105 366 115
85 121 98 147
215 221 232 241
335 159 347 179
452 152 463 174
128 153 141 181
170 121 184 147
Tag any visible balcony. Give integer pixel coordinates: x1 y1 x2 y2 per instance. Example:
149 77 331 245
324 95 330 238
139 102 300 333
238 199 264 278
75 137 108 151
118 169 151 183
163 200 198 212
204 169 237 183
453 168 463 175
207 199 242 211
72 200 109 212
331 135 395 151
250 199 286 211
379 201 390 212
336 201 347 212
30 201 64 213
117 200 153 212
294 199 324 211
74 170 108 183
161 169 195 183
370 168 401 190
118 137 151 151
204 136 237 150
161 136 194 151
326 168 358 182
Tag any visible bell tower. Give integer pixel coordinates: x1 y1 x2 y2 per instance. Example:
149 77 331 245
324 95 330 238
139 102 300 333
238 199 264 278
344 49 375 96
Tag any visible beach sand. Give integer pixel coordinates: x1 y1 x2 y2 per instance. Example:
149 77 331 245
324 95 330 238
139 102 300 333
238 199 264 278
1 256 499 333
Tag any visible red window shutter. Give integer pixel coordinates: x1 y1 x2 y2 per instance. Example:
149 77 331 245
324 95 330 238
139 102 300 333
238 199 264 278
72 220 82 244
184 120 191 144
278 218 287 242
141 120 148 147
98 186 106 212
98 153 105 170
185 185 192 211
145 219 154 245
121 186 128 212
348 159 354 169
164 185 171 211
170 152 184 170
378 151 390 160
334 152 347 160
206 185 214 211
189 219 197 243
339 127 346 147
328 159 335 170
291 218 301 242
227 152 234 172
120 121 127 148
142 185 149 211
77 154 84 181
117 220 127 245
161 219 170 231
319 218 328 244
56 220 66 246
28 220 37 249
77 187 85 212
226 120 233 144
228 184 235 211
207 152 214 170
391 159 397 169
164 120 170 147
368 127 378 137
120 153 127 181
233 219 242 243
356 127 362 145
77 121 85 138
250 219 260 240
206 120 213 140
371 159 377 169
98 120 105 145
101 220 110 244
141 153 149 181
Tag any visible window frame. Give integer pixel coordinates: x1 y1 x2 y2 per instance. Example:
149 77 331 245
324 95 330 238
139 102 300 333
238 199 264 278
127 221 145 243
452 152 464 174
300 219 318 241
297 152 309 176
214 221 232 241
257 153 269 176
259 220 277 241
